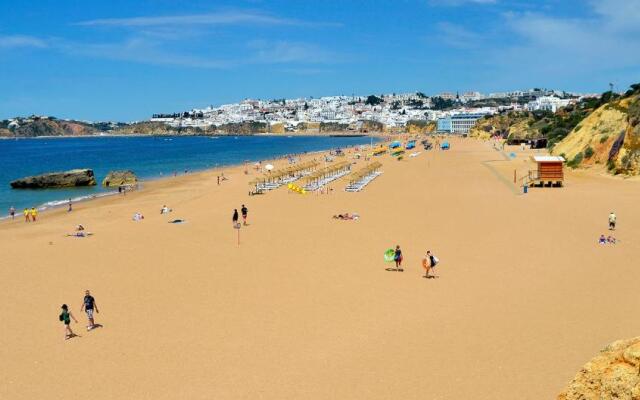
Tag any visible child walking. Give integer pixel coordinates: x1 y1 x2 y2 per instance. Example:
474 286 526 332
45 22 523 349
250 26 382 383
59 304 78 340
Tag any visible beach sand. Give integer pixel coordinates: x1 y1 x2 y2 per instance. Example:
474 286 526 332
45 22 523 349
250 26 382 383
1 137 639 399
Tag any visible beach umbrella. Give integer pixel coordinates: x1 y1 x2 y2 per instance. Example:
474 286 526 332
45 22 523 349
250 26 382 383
265 164 274 171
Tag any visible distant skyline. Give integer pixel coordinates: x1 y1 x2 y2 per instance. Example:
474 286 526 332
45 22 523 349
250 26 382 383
1 0 639 121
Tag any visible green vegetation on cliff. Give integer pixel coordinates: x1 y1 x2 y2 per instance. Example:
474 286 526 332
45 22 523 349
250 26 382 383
552 83 640 175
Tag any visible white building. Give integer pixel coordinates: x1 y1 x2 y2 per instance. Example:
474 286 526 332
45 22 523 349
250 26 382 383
526 96 570 112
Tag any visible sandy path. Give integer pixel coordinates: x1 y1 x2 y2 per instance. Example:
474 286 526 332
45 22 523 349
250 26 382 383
1 138 638 399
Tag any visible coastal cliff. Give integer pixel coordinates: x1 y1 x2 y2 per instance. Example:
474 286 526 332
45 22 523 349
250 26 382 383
468 83 640 176
469 112 537 141
552 91 640 175
558 337 640 400
0 117 98 137
406 120 436 135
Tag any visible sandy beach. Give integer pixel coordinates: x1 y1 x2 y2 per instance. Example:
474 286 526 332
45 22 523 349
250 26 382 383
1 137 639 399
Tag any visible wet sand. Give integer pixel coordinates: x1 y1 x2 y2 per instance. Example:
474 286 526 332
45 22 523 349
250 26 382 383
1 137 639 399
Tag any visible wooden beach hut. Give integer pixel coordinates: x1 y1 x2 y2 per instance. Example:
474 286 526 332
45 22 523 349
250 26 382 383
529 156 565 187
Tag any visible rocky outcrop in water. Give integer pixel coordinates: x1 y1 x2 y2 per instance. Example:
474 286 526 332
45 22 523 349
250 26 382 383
10 169 96 188
102 170 137 187
558 337 640 400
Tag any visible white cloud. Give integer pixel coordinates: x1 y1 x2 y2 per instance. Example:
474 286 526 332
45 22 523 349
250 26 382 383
55 37 233 68
76 10 339 28
248 40 337 64
428 0 497 6
0 35 47 49
435 22 479 48
501 3 640 70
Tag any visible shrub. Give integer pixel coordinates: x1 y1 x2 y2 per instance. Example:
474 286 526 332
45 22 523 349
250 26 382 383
584 146 595 158
600 135 609 143
607 159 616 171
567 152 584 168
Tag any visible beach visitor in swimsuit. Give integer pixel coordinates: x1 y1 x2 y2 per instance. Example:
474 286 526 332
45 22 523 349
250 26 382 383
241 205 248 225
9 206 15 219
59 304 78 340
232 209 239 226
68 199 73 212
599 234 607 244
394 245 403 271
80 290 99 330
30 207 37 222
23 208 30 222
424 250 438 278
609 212 616 230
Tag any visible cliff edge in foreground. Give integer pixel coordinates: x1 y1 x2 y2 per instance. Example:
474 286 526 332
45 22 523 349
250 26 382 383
558 337 640 400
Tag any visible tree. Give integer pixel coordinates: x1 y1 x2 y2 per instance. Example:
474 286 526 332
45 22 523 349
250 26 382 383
430 96 454 110
365 95 383 106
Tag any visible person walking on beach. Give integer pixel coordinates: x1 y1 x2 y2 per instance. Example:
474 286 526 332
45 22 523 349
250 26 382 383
9 206 15 219
241 204 248 225
80 290 99 330
394 245 403 271
423 250 439 279
59 304 78 340
609 211 617 231
68 199 73 212
30 207 37 222
232 209 239 226
24 208 30 222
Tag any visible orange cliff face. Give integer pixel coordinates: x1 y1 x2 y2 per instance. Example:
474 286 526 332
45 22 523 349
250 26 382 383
558 337 640 400
552 95 640 175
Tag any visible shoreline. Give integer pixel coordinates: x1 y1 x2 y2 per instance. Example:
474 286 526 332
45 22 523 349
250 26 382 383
0 138 385 223
0 131 390 140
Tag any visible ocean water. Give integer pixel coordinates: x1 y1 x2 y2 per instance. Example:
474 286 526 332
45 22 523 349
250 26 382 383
0 135 378 214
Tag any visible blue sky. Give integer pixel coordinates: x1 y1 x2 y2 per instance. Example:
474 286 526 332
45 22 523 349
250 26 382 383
1 0 639 121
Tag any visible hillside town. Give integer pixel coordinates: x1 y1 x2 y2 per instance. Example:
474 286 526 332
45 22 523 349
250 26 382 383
2 88 596 137
149 88 585 134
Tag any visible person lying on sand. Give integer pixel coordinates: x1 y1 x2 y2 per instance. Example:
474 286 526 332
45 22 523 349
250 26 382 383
168 219 186 224
67 231 93 237
607 236 617 244
333 213 359 220
160 205 172 214
599 234 607 244
132 212 144 221
66 225 92 237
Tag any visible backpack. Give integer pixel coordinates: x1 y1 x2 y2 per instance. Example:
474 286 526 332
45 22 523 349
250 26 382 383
432 256 439 266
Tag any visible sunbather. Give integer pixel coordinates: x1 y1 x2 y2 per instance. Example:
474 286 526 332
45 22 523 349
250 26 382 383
333 213 359 220
67 231 93 237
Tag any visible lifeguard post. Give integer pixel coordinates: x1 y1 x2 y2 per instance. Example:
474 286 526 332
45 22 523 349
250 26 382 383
529 156 565 187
